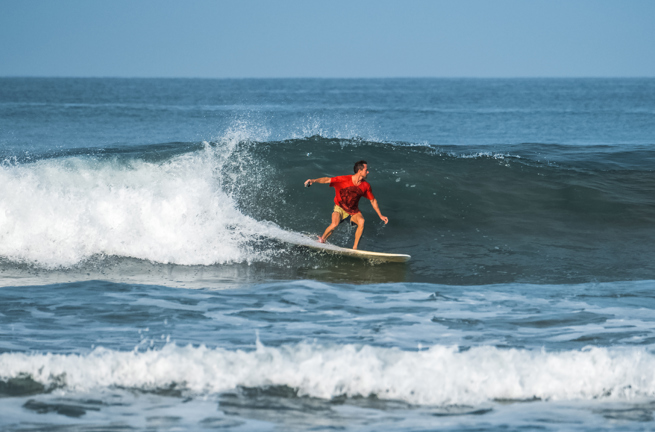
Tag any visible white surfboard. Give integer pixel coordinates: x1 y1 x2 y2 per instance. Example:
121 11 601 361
300 238 411 262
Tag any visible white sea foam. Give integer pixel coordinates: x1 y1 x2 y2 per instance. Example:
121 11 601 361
448 151 520 160
2 343 654 406
0 136 291 268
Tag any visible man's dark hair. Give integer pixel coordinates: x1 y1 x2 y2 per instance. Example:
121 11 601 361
354 160 367 173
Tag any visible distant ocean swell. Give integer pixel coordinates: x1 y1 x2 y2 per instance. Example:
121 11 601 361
2 342 654 406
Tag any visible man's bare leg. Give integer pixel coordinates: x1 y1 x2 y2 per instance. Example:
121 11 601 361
319 212 341 243
351 213 365 250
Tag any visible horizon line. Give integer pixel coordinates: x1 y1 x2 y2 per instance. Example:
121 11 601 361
2 75 654 80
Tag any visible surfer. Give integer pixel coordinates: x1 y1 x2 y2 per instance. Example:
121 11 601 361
304 160 388 250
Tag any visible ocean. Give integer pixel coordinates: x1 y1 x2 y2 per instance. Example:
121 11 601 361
1 77 654 431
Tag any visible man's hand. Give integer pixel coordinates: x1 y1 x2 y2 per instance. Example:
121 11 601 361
305 177 330 187
380 216 389 224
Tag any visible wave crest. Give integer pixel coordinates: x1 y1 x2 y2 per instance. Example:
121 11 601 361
0 142 283 268
2 343 654 405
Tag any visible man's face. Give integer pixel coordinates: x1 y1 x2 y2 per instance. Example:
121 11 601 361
359 164 369 179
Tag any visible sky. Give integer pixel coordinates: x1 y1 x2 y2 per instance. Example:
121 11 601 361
1 0 654 78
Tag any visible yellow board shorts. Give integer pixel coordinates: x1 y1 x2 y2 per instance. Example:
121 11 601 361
333 205 352 221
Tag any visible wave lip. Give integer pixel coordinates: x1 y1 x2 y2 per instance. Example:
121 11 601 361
2 343 654 406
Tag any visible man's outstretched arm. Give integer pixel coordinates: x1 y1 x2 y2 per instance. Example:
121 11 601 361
304 177 331 187
370 199 389 224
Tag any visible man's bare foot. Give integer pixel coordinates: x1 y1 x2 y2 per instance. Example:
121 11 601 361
317 236 325 243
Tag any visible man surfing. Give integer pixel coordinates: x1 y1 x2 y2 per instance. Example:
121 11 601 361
304 160 388 250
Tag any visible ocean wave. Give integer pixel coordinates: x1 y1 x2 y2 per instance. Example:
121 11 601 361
0 140 289 268
1 135 655 284
2 342 654 406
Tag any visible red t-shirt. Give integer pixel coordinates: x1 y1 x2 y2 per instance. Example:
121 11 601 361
330 175 375 215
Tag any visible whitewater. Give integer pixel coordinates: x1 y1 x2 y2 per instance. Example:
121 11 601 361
0 142 278 267
4 343 655 405
1 77 655 431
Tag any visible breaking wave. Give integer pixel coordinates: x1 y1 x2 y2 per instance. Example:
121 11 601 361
2 342 654 406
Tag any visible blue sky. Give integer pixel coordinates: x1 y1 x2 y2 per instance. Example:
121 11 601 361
1 0 654 78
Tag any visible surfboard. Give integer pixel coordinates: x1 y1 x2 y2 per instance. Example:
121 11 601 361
301 239 411 262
